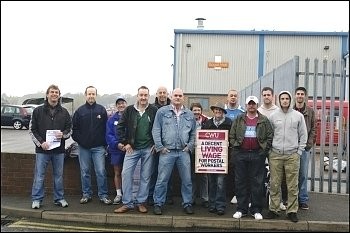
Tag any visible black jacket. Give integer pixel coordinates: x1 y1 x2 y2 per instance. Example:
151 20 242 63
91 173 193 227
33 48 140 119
29 101 72 154
202 117 232 131
117 104 158 148
72 102 107 149
153 97 171 109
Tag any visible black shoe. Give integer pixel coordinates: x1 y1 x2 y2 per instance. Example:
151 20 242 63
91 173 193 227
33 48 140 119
184 205 194 214
299 203 309 210
208 207 217 213
147 197 154 206
265 210 279 219
153 205 162 215
217 210 225 216
166 198 174 205
201 201 209 208
287 212 298 222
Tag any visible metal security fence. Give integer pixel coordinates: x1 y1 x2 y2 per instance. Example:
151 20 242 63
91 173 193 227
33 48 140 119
240 56 349 194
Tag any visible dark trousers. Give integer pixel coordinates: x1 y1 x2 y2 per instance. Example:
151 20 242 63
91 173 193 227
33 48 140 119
227 149 236 197
234 151 265 214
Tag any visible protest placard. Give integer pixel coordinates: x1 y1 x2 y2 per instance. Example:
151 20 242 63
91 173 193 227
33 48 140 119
195 129 228 174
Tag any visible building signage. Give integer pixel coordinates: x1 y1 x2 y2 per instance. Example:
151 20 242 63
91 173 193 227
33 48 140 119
207 62 229 68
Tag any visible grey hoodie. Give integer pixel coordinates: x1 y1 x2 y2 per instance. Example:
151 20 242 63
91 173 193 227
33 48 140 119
269 91 307 155
258 103 279 117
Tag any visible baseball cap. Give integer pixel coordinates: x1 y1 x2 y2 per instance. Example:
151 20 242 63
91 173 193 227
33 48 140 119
116 96 126 104
245 96 259 105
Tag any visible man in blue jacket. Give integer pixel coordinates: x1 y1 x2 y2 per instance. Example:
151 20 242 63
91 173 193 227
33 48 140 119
72 86 112 205
152 88 196 215
106 96 127 205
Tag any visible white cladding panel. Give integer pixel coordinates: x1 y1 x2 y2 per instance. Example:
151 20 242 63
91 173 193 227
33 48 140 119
174 31 346 96
175 34 259 95
264 36 343 73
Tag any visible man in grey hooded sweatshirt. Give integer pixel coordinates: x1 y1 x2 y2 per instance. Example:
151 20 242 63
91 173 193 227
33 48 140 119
265 91 307 223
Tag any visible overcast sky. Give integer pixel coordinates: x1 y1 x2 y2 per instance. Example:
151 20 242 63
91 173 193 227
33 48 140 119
1 1 349 97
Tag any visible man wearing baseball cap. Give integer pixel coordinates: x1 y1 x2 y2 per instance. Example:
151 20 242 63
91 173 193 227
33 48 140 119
245 96 259 105
230 96 273 220
106 96 127 205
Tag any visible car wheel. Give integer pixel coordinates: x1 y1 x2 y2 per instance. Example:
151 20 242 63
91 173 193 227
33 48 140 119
13 120 23 130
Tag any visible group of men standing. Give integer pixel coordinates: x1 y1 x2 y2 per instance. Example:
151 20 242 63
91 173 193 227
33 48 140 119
29 84 315 223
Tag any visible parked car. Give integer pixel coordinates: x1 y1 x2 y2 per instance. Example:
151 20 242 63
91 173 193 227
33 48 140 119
24 104 41 110
308 100 348 146
1 104 33 130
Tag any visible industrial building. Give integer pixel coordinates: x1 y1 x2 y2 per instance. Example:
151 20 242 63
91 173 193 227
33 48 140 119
172 19 348 115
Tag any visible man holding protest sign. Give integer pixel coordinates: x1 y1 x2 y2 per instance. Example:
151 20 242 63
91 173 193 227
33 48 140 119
201 103 232 215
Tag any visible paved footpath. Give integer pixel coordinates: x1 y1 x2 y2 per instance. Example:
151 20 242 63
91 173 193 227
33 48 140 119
1 192 348 232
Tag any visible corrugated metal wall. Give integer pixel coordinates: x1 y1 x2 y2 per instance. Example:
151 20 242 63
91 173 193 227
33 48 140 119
264 35 343 74
174 34 259 94
173 30 347 96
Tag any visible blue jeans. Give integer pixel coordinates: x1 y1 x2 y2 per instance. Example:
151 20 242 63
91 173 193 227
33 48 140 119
121 147 154 208
208 174 226 211
298 150 310 204
78 146 109 199
149 153 173 200
154 150 192 208
32 153 65 202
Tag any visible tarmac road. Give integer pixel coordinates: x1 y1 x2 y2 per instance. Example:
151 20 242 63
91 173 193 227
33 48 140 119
1 127 74 154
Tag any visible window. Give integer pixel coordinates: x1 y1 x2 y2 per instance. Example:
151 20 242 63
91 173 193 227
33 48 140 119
4 107 14 114
188 97 209 111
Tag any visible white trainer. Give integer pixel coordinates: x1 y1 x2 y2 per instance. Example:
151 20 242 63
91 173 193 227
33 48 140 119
280 202 287 211
230 196 237 204
253 213 263 220
54 199 69 207
233 211 243 219
113 195 122 205
32 200 40 209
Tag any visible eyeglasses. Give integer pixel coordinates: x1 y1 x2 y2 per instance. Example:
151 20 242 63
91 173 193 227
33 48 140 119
174 94 183 97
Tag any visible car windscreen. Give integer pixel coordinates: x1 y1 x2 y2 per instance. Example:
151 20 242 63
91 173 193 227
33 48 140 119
23 107 34 114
